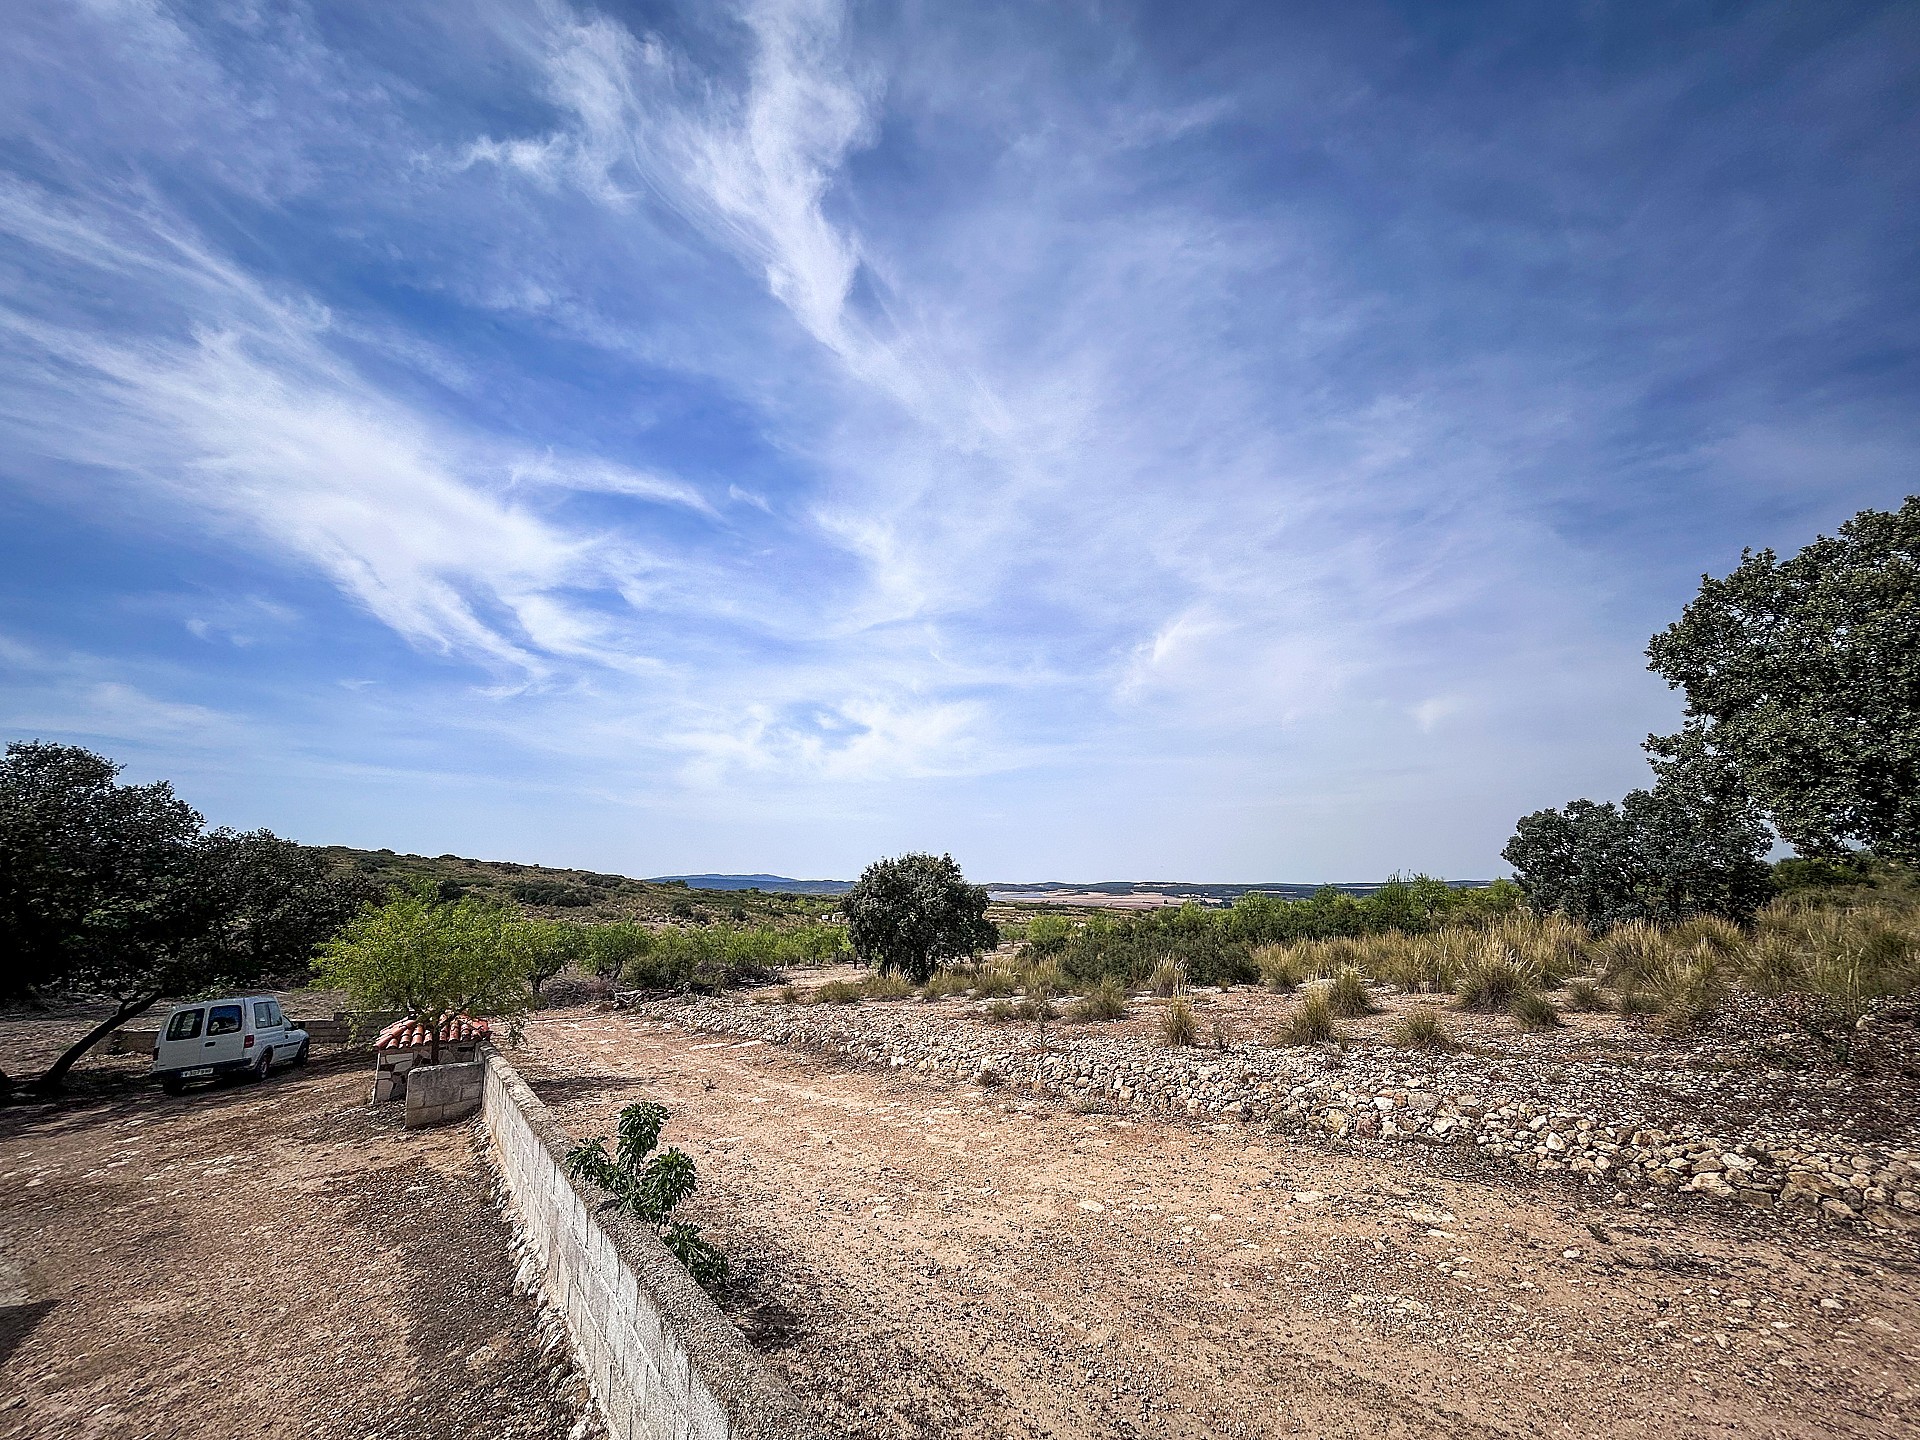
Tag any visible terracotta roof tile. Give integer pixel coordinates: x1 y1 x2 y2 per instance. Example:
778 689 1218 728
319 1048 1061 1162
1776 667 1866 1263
374 1015 492 1050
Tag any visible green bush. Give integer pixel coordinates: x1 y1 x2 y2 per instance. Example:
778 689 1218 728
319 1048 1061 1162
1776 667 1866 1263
565 1101 725 1285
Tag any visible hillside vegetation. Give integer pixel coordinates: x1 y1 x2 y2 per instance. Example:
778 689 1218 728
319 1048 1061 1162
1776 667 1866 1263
313 845 842 926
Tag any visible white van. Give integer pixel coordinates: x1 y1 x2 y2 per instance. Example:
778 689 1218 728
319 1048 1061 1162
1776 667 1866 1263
151 996 309 1094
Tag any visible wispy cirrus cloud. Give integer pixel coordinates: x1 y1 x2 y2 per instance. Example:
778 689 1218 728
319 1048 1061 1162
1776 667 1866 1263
2 0 1916 876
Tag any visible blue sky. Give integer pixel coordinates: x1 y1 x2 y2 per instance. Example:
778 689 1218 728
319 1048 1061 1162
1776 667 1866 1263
1 1 1915 882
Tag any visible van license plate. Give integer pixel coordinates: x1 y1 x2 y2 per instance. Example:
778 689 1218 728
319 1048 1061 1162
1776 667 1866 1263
183 1067 214 1079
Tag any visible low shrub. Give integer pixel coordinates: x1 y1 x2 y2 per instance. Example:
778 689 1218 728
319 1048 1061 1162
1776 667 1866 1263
1389 1006 1459 1051
812 978 865 1004
983 998 1017 1023
1071 976 1129 1022
565 1100 725 1285
1278 991 1344 1046
778 984 803 1006
1509 990 1562 1031
1016 990 1057 1023
1159 996 1199 1047
1324 967 1376 1017
921 968 972 1001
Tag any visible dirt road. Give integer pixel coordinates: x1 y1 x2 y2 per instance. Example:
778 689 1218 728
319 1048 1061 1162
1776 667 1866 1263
0 1046 589 1440
518 1010 1920 1440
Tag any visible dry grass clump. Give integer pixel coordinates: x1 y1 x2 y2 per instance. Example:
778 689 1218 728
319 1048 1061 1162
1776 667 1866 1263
1071 975 1129 1022
1614 986 1657 1019
1651 949 1726 1034
1491 911 1588 987
1159 995 1200 1047
813 978 865 1005
1254 943 1307 992
1595 920 1677 988
1388 1006 1459 1052
1742 899 1920 1020
1323 966 1377 1017
982 997 1017 1023
778 984 804 1006
863 972 916 1001
1564 979 1604 1012
1149 958 1182 998
1509 989 1562 1031
1278 991 1346 1046
973 967 1020 998
1453 942 1539 1012
920 968 972 1001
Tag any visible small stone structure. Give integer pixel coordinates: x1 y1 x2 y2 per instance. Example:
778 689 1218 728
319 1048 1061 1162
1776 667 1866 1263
372 1015 491 1102
405 1060 486 1128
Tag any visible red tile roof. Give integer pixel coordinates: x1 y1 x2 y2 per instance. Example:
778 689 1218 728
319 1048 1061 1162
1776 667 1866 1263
374 1015 492 1050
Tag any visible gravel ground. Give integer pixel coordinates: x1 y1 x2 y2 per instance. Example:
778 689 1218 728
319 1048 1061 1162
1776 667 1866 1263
517 1005 1920 1440
0 1011 595 1440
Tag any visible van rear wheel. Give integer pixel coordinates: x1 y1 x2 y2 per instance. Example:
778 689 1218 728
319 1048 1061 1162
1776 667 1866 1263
250 1050 272 1083
160 1075 185 1096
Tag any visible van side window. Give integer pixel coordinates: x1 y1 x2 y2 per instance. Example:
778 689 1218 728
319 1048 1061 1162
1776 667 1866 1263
207 1005 243 1036
165 1010 204 1041
254 1001 279 1028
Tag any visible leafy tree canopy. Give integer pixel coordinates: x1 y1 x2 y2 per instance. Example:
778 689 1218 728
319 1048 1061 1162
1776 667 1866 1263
1502 774 1774 930
313 881 534 1060
1646 493 1920 864
843 852 997 983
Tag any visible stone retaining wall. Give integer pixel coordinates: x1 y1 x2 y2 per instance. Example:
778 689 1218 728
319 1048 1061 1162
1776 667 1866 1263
405 1060 484 1128
637 998 1920 1231
480 1052 825 1440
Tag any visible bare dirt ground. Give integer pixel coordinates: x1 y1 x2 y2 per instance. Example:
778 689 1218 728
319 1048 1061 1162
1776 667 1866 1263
0 1006 591 1440
517 1007 1920 1440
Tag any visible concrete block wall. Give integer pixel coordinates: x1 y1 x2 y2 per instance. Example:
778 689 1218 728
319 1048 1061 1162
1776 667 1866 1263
404 1060 485 1128
481 1054 824 1440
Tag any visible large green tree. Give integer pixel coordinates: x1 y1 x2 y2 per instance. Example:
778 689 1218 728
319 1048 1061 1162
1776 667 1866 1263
1646 494 1919 864
1 743 375 1093
1503 771 1774 930
843 853 997 983
314 883 534 1062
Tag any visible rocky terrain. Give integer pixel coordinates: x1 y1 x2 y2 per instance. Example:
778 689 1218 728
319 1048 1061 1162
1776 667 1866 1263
516 1007 1920 1440
613 976 1920 1232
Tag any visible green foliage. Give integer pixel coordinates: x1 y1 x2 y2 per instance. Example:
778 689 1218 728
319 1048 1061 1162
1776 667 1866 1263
1503 779 1774 931
843 853 998 983
1565 979 1604 1012
313 882 534 1057
584 922 654 983
1646 494 1920 865
564 1100 726 1286
1020 913 1073 959
1388 1007 1459 1051
0 743 374 1091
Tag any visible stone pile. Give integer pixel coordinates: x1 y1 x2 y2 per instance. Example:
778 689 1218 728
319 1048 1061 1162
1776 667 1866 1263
626 994 1920 1230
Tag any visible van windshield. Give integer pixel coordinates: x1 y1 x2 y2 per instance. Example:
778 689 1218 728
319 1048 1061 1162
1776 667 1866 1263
165 1009 203 1041
207 1005 243 1036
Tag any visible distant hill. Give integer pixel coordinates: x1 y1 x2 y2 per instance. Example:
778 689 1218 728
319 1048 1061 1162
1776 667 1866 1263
651 873 854 895
313 848 841 922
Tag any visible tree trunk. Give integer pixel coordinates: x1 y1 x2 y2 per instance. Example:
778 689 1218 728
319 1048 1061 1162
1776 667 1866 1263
30 991 164 1094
